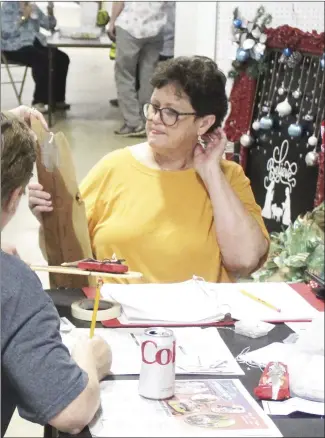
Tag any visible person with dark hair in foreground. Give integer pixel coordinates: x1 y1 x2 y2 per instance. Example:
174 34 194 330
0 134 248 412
1 107 112 438
29 56 269 284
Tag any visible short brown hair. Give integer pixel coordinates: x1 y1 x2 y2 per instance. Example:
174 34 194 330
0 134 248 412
151 56 228 133
1 113 37 208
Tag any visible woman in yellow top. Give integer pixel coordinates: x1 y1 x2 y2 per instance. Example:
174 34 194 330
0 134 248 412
29 56 269 283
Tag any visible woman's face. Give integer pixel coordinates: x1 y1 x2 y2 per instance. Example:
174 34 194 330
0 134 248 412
146 84 214 154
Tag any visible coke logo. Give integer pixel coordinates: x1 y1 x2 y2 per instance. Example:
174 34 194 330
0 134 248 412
141 340 176 366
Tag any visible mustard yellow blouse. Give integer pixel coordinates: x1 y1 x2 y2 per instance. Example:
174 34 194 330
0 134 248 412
80 146 269 284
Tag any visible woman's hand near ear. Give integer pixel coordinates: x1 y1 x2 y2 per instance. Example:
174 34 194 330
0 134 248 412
193 128 227 182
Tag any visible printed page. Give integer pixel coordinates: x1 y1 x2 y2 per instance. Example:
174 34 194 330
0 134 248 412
62 327 244 376
89 379 282 437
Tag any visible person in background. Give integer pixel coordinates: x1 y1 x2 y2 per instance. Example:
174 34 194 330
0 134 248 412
108 2 175 109
108 1 167 137
1 1 70 114
29 56 269 284
1 107 112 437
159 1 175 62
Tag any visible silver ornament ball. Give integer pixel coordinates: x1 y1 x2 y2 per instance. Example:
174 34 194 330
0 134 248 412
240 133 254 147
305 151 319 166
278 87 285 96
252 120 260 131
292 89 301 99
307 135 318 147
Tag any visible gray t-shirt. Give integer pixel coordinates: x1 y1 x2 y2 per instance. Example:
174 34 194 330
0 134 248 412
1 251 88 437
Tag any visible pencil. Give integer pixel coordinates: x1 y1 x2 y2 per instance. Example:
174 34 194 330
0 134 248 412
240 289 281 313
90 278 103 338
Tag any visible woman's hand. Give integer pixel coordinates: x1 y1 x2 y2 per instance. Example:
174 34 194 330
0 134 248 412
193 128 227 181
108 23 116 42
28 182 53 221
8 105 48 132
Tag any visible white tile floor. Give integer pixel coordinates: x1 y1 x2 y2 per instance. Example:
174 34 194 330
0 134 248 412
1 2 139 436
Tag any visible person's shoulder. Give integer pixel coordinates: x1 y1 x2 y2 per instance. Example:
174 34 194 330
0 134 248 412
96 147 133 169
1 251 46 303
220 159 245 179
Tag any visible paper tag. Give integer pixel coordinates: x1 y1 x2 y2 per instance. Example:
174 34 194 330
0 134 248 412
60 317 75 333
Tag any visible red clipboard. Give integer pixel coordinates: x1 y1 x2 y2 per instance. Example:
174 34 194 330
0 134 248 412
82 282 324 329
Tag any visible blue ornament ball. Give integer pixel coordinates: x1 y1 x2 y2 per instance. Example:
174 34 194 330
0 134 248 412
233 18 242 28
236 48 249 62
320 58 325 70
260 116 273 130
288 123 302 137
283 48 292 57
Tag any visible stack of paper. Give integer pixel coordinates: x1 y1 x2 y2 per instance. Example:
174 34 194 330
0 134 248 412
61 327 244 376
101 280 226 325
101 281 320 324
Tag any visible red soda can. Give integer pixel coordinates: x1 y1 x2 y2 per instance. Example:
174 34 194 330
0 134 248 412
138 328 176 400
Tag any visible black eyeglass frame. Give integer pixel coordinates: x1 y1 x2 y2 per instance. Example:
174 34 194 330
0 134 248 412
143 102 197 127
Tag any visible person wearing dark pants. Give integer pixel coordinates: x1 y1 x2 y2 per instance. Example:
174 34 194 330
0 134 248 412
1 1 70 113
108 2 167 137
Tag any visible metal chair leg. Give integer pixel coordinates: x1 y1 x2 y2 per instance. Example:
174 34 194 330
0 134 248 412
3 62 22 105
18 66 28 102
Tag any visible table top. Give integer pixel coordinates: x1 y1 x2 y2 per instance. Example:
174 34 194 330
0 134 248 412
47 31 112 48
47 288 324 438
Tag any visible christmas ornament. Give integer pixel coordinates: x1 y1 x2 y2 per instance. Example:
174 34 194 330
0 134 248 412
283 47 292 57
305 150 319 166
275 98 292 117
292 55 306 101
242 38 255 50
288 123 303 137
308 135 318 147
321 58 325 70
304 59 322 122
228 6 272 79
260 115 273 130
252 120 261 131
291 56 314 132
236 48 249 62
240 132 254 147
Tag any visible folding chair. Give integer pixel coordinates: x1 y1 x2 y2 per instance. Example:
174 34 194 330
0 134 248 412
1 52 29 105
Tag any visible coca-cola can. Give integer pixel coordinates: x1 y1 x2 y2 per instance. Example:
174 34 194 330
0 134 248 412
138 327 176 400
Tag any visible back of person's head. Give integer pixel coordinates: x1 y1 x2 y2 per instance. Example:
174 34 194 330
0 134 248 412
1 114 36 221
151 55 228 132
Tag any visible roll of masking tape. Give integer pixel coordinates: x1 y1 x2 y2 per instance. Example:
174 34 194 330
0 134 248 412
71 299 121 322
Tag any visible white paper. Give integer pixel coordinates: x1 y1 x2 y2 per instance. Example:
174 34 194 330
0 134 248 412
237 342 298 368
263 397 324 416
101 281 318 325
285 322 312 334
206 282 319 322
89 379 282 437
101 280 227 324
62 327 244 376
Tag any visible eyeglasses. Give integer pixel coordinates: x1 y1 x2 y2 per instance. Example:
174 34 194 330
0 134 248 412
143 103 197 127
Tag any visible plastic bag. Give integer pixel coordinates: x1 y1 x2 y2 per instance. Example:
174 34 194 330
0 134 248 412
288 314 324 402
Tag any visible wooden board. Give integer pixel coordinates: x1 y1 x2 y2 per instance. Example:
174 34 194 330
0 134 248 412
31 119 94 288
30 264 143 279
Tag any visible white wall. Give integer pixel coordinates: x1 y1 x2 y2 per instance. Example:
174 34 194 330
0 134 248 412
174 2 218 59
175 1 325 94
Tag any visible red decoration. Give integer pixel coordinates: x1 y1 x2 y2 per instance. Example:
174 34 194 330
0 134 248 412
315 120 324 207
224 25 325 206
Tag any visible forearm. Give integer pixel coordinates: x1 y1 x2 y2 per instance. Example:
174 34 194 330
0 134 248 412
49 344 100 434
110 1 124 24
204 167 268 275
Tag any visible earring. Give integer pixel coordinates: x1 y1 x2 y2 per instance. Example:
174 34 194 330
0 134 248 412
198 135 207 150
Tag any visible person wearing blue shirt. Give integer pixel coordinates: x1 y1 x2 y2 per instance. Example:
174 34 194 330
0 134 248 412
1 1 70 113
